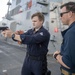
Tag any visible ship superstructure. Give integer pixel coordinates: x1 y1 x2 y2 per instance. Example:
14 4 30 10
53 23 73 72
0 0 75 54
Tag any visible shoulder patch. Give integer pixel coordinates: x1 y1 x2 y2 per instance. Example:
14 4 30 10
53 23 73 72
39 32 43 36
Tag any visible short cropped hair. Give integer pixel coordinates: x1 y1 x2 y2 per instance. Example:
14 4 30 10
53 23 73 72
31 12 44 22
60 2 75 13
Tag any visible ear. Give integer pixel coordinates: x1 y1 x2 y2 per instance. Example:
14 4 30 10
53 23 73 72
68 11 73 18
41 20 43 24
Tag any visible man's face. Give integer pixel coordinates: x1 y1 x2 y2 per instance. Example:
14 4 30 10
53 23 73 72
60 6 70 25
31 16 43 29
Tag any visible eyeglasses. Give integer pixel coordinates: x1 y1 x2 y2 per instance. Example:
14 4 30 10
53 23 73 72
60 11 69 17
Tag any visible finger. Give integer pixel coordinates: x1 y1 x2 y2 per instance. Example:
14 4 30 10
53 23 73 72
15 31 19 34
1 31 5 35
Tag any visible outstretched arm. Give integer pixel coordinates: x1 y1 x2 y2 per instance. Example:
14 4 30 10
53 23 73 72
1 29 22 42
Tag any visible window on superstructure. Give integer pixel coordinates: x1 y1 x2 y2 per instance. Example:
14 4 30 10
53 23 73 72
10 5 21 16
26 11 31 19
16 0 21 5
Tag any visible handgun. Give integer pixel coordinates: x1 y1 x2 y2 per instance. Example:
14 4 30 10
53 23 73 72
0 27 8 31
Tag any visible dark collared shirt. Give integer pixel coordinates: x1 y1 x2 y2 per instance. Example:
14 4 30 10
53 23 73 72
20 26 50 56
61 22 75 73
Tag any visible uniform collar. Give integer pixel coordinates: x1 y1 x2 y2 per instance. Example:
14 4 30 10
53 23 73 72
61 21 75 37
32 26 43 33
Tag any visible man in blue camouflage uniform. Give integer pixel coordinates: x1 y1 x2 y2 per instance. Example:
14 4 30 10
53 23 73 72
2 12 50 75
53 2 75 75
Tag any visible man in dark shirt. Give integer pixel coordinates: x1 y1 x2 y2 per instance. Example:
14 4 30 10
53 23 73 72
2 12 50 75
53 2 75 75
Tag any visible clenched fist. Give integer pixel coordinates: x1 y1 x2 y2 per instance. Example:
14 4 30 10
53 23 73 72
1 29 13 38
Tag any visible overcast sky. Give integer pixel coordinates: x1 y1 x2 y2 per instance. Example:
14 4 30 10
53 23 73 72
0 0 9 21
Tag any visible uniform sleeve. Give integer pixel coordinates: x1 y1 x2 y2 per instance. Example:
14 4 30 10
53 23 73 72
20 31 50 44
62 32 75 69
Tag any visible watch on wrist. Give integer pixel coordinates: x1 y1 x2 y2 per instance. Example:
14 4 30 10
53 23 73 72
54 54 59 60
12 34 15 40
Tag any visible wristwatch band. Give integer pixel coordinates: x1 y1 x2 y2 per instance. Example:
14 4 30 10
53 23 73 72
54 54 59 60
12 34 15 40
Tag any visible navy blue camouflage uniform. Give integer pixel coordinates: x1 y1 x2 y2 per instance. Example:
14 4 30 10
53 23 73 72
20 26 50 75
60 22 75 75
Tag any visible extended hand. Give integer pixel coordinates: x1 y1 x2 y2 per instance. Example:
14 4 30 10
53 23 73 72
15 30 24 35
15 30 24 44
1 29 13 38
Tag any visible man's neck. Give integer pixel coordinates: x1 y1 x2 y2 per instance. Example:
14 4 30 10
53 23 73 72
69 20 75 26
69 16 75 26
35 26 42 32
